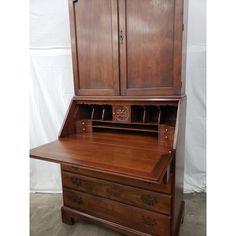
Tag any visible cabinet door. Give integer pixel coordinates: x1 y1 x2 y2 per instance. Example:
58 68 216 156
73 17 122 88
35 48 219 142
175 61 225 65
119 0 183 96
69 0 120 96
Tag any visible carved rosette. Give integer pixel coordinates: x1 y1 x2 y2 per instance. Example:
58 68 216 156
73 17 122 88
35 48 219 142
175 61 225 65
113 106 131 122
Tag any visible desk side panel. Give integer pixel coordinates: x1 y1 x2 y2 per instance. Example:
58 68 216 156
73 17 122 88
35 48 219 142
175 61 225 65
172 97 186 235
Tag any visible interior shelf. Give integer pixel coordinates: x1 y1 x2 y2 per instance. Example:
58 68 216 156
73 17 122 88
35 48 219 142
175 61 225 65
92 119 158 126
92 121 159 133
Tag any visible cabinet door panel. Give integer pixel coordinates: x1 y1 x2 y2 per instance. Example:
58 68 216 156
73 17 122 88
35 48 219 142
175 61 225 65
119 0 183 96
69 0 119 95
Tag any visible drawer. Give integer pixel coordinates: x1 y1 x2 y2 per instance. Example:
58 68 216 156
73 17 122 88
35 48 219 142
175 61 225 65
62 171 171 215
75 120 92 133
158 125 175 148
63 189 171 236
61 164 172 194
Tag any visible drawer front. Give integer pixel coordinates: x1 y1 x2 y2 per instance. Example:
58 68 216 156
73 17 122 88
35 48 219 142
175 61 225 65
62 171 171 215
61 164 172 194
63 189 171 236
75 120 92 133
158 125 175 148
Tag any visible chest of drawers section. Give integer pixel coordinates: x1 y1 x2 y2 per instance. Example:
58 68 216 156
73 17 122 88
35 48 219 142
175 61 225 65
61 164 173 236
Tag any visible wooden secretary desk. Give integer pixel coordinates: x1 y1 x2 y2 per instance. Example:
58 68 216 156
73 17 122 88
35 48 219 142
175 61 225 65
30 0 188 235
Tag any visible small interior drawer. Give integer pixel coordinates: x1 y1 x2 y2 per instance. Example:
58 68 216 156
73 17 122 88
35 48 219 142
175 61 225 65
62 171 171 215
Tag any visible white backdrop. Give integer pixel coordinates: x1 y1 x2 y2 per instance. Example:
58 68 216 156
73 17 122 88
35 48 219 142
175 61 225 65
30 0 206 193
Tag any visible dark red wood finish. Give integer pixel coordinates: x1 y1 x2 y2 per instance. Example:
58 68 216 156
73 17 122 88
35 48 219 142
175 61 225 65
63 189 171 235
61 171 172 215
61 163 173 194
69 0 185 96
69 0 120 96
119 0 183 96
30 97 186 235
30 0 187 235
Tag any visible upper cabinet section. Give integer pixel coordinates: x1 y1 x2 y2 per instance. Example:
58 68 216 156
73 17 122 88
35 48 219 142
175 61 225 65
69 0 120 96
69 0 184 96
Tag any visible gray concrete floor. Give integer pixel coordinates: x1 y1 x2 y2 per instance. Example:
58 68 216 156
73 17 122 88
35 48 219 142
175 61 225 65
30 193 206 236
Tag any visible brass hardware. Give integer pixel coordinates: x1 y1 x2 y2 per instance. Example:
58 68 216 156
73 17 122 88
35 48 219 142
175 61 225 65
71 177 81 186
73 196 83 205
106 186 122 197
142 216 157 227
141 194 158 206
120 30 124 44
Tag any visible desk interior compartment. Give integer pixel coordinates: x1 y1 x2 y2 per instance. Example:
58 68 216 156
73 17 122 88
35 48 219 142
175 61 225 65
30 99 179 185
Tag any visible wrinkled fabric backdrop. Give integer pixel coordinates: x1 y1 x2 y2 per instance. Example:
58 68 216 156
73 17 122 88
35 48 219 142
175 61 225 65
30 0 206 193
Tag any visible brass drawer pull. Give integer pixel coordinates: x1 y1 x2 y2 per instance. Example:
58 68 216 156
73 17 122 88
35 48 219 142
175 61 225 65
71 177 82 186
73 196 83 205
141 194 158 206
142 216 157 227
106 186 122 197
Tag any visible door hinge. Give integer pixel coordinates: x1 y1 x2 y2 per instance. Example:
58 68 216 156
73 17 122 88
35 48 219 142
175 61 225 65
182 24 184 31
